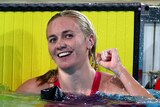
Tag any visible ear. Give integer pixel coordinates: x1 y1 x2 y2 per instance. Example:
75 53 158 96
87 35 95 49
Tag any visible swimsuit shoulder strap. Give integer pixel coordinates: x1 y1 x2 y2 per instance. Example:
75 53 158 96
90 71 101 95
53 79 61 88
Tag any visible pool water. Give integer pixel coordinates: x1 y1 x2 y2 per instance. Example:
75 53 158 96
0 84 160 107
0 84 46 107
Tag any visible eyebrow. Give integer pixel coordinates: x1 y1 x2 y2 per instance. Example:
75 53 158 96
47 30 73 39
62 30 73 35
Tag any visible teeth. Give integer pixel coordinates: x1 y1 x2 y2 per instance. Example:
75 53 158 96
58 52 71 57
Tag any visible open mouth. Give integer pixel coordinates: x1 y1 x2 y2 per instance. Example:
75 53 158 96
57 51 72 58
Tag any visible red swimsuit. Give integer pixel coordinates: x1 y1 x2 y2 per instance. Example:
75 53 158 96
54 72 101 95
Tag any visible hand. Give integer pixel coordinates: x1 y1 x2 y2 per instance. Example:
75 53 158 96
96 48 122 76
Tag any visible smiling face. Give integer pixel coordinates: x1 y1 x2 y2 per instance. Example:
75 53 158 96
47 16 90 70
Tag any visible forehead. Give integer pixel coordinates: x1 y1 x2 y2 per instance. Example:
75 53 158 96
47 16 81 35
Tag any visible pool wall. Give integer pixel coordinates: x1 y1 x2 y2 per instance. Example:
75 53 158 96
0 3 140 90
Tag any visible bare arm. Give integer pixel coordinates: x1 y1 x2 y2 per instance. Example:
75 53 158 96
16 78 42 94
97 48 154 98
115 64 153 98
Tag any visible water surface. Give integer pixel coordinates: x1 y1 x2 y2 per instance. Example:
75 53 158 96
0 84 160 107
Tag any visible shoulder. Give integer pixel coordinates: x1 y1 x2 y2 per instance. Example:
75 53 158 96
99 72 128 94
16 78 43 94
100 71 123 87
100 72 114 83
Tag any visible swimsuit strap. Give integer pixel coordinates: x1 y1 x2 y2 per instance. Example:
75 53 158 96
90 71 101 95
54 79 60 88
53 72 101 95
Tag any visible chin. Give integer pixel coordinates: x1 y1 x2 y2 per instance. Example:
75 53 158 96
59 63 77 72
59 63 73 70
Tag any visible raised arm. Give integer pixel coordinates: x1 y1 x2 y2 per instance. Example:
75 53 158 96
97 48 154 98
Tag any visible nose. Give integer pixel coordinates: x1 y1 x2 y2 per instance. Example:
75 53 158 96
56 40 67 50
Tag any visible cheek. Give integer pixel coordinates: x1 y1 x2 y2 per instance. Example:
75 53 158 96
48 45 52 52
75 40 88 54
48 45 55 57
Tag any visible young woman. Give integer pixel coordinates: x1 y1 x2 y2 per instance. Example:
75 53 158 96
16 10 153 98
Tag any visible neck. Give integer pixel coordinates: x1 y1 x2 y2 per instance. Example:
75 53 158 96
57 60 96 95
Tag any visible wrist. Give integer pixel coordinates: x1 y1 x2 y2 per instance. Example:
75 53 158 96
113 64 125 78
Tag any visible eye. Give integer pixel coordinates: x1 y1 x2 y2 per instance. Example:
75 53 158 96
65 34 73 39
48 36 57 43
